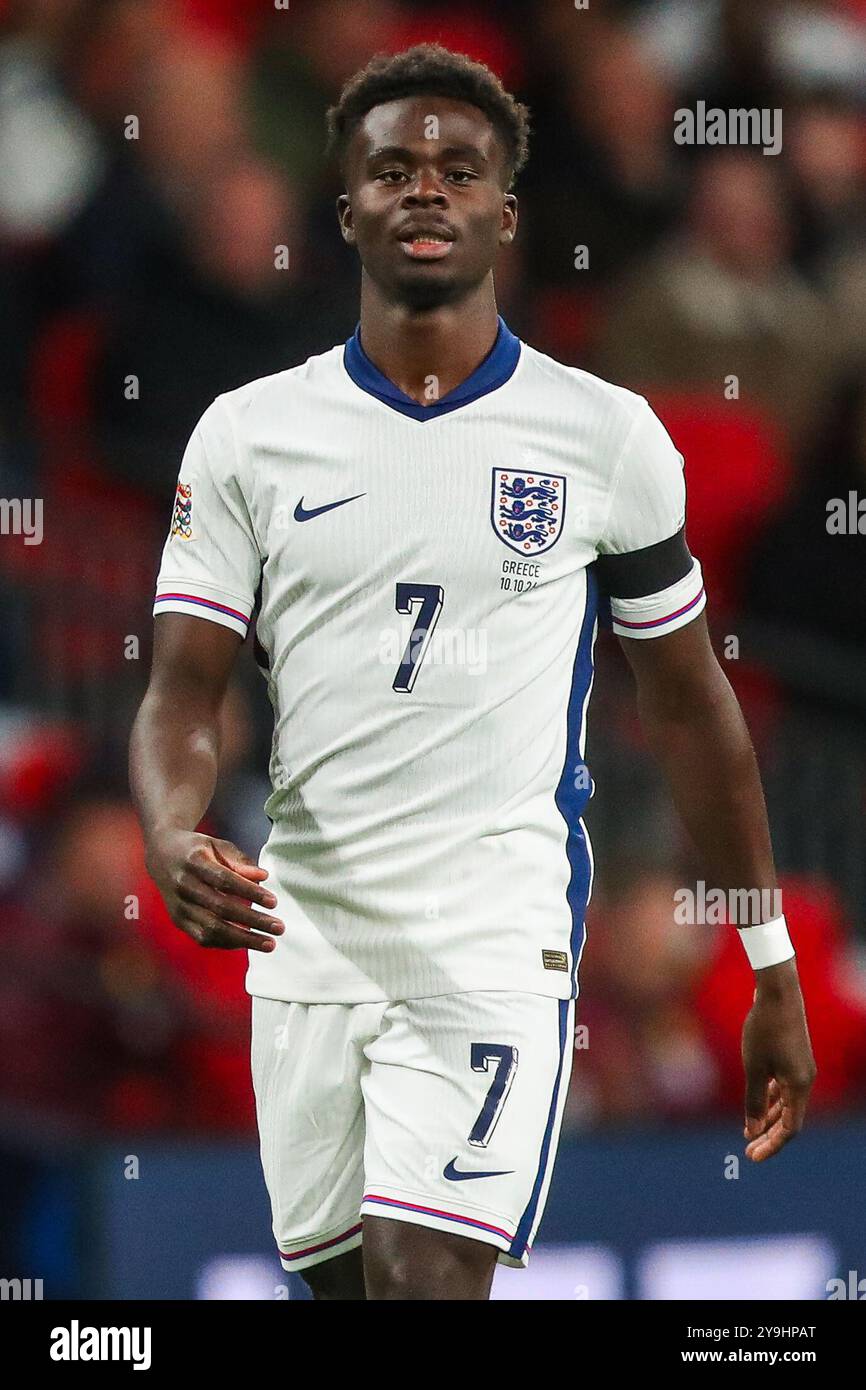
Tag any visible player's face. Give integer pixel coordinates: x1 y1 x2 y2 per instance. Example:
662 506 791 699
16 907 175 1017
337 96 517 308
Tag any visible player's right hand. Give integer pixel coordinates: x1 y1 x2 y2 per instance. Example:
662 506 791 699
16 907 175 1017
145 829 285 952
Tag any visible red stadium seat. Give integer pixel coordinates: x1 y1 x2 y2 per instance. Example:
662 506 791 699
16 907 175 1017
645 392 792 618
387 8 525 85
28 309 108 495
17 312 164 686
532 288 604 365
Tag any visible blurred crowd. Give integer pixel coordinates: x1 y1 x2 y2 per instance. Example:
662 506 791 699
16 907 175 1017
1 0 866 1138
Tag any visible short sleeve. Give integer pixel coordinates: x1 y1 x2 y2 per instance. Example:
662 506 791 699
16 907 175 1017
596 399 706 640
153 396 260 639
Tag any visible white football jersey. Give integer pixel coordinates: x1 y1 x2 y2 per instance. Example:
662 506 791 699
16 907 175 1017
152 318 706 1004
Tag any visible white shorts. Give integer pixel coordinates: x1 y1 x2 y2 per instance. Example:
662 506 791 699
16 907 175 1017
250 990 575 1273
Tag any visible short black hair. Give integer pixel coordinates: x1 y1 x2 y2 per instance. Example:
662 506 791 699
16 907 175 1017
326 42 531 189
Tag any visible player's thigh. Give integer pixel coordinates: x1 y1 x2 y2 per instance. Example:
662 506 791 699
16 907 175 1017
251 994 382 1278
363 1214 497 1300
360 990 574 1296
301 1244 367 1301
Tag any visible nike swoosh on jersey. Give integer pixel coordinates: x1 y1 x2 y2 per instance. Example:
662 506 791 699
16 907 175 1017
293 493 366 522
442 1157 514 1181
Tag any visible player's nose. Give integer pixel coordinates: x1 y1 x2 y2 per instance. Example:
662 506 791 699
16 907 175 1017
401 173 448 207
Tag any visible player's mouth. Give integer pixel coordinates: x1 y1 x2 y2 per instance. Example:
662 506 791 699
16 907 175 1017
397 226 456 261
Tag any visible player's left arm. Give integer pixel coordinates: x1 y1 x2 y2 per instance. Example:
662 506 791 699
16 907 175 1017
617 613 816 1161
596 395 815 1161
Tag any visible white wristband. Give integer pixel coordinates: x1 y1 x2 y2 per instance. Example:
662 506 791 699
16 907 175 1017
737 913 795 971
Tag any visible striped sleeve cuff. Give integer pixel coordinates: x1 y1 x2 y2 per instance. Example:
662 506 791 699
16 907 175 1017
609 558 706 640
153 581 252 638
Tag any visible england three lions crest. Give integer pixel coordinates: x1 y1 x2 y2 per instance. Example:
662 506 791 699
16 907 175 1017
491 469 566 555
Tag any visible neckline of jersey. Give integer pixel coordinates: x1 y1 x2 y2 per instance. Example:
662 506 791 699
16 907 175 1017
342 314 522 421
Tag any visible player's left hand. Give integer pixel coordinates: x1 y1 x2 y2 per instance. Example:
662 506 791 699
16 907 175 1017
740 957 816 1162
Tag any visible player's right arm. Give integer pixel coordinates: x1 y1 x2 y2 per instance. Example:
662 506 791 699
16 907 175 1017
130 613 284 952
130 393 282 952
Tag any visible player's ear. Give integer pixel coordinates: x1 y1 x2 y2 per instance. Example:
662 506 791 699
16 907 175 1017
336 193 356 245
500 193 517 245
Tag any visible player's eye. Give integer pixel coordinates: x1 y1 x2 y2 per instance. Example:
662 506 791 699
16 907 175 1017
376 169 409 183
446 169 477 184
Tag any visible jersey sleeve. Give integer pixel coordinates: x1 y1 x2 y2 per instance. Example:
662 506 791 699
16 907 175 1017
595 398 706 640
152 396 260 639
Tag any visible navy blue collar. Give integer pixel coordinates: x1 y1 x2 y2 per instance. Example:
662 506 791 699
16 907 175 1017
343 315 521 421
